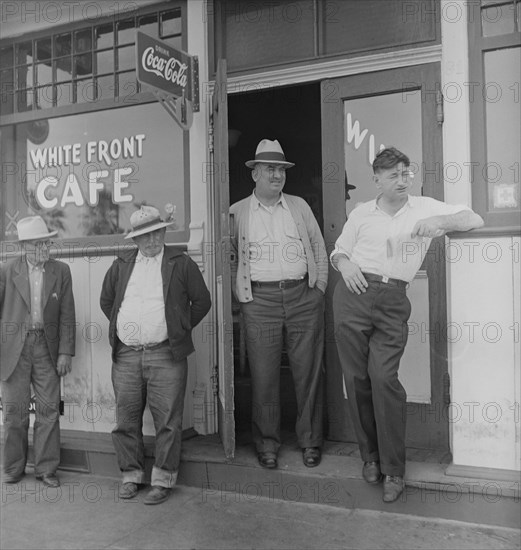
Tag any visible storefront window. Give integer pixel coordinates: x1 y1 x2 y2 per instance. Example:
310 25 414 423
1 102 189 245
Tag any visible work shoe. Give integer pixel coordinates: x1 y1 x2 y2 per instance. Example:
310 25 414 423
302 447 321 468
362 461 382 484
36 473 60 488
257 451 278 469
144 486 171 505
119 482 139 499
383 475 405 503
2 472 25 484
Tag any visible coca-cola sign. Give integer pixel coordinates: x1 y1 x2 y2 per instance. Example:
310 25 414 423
136 31 198 106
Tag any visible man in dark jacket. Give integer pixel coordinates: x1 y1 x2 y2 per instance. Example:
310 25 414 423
1 216 76 488
100 205 211 505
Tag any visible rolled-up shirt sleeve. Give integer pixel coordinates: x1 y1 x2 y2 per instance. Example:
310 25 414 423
330 217 357 270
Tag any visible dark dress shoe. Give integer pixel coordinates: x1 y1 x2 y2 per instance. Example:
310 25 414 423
36 473 60 488
119 482 139 499
3 472 24 484
362 461 382 484
144 486 171 505
257 451 278 469
383 475 405 503
302 447 321 468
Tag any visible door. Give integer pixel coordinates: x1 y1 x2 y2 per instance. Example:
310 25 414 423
322 63 449 452
211 59 235 459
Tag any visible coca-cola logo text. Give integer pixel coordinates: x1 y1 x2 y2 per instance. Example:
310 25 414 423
141 46 188 89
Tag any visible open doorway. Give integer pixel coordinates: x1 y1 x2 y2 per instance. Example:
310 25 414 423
227 82 323 444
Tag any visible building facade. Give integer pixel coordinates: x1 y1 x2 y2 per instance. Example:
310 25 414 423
0 0 519 477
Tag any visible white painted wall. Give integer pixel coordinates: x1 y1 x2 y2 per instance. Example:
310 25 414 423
441 0 520 471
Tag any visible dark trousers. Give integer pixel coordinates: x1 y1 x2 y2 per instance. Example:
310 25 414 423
241 283 325 453
1 331 61 477
111 342 188 488
333 280 411 477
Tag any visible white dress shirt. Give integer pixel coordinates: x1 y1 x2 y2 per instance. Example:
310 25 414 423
248 192 308 281
331 195 470 283
28 261 44 329
117 248 168 346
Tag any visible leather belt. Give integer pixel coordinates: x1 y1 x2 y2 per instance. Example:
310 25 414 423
125 340 169 352
362 272 408 288
251 276 307 290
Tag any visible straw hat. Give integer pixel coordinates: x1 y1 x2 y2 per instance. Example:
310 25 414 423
245 139 295 169
16 216 57 241
125 206 174 239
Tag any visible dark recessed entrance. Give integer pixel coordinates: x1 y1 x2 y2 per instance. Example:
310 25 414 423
227 83 323 442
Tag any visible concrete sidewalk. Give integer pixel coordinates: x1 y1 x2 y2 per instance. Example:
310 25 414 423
1 469 520 550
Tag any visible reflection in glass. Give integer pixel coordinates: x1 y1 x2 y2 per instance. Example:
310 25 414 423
36 38 52 62
56 82 73 106
161 10 181 37
54 57 72 81
18 65 33 88
117 19 135 45
139 14 158 37
17 89 33 111
54 33 72 57
36 85 54 109
36 63 52 86
118 71 137 98
484 47 520 211
15 42 33 65
75 29 92 53
74 53 93 77
0 46 13 69
95 24 114 49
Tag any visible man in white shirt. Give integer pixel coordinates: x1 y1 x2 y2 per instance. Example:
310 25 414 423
230 139 328 470
331 147 483 503
100 206 211 505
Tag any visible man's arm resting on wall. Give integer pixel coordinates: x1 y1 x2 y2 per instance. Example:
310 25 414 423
332 253 368 295
412 210 484 238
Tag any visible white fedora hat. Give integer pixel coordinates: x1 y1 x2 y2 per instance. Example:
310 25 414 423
17 216 58 241
245 139 295 169
125 205 174 239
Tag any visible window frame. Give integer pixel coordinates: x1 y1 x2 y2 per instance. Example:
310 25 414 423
468 0 521 229
0 1 191 253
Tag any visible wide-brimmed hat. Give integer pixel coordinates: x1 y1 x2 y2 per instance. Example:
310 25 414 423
125 205 174 239
245 139 295 169
17 216 58 241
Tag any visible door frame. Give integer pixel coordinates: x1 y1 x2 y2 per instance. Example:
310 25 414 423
321 63 450 452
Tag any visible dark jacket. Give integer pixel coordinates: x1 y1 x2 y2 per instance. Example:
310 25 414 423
99 246 211 362
0 257 76 381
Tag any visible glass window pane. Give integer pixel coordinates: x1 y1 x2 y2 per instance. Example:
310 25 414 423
0 70 14 115
117 19 135 45
54 57 72 81
17 65 33 88
484 47 521 211
56 82 73 106
75 53 93 77
95 23 114 49
163 36 182 50
117 71 137 97
36 85 54 108
36 38 52 62
95 49 114 74
96 74 115 100
117 45 134 71
17 89 34 111
76 78 96 103
161 9 182 36
139 14 158 37
15 42 33 65
1 46 13 69
54 33 72 57
75 29 92 53
482 3 515 36
36 62 52 86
